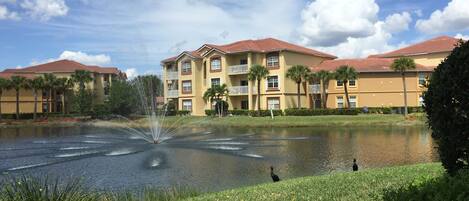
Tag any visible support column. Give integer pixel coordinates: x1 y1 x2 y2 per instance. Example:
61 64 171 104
247 52 253 110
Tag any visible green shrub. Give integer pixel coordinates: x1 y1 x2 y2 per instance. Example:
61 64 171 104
176 110 191 116
383 170 469 201
424 40 469 174
91 104 111 119
284 108 359 116
229 109 249 116
205 109 216 116
248 110 283 117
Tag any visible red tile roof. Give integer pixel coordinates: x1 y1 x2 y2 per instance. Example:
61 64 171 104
0 72 37 79
1 60 123 74
369 36 461 58
162 38 336 63
313 58 433 73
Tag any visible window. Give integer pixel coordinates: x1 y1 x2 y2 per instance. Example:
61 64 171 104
266 52 279 68
419 95 424 106
349 96 357 108
211 78 220 87
182 81 192 93
241 100 248 110
240 80 248 86
210 57 221 71
182 61 191 73
337 96 344 108
267 76 279 89
349 79 356 87
240 59 248 65
418 73 426 86
182 100 192 111
336 80 344 87
267 97 280 110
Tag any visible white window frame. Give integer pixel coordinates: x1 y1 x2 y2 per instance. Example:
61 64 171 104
266 75 279 89
182 100 192 111
349 95 357 108
182 61 191 73
266 54 279 67
418 73 426 86
336 96 344 108
336 80 344 87
349 79 356 87
182 81 192 93
211 58 221 71
267 97 280 110
419 95 424 106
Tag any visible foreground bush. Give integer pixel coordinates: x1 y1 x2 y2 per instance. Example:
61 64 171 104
424 40 469 174
284 108 359 116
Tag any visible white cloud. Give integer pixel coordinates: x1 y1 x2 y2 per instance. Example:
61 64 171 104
416 0 469 33
383 12 412 33
455 33 469 40
299 0 379 46
125 68 138 79
0 5 20 20
298 0 412 58
31 51 111 66
20 0 68 21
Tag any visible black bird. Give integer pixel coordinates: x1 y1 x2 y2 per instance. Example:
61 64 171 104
353 158 359 171
270 166 280 182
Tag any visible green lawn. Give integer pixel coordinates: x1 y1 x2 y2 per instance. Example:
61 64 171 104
142 113 426 128
187 163 444 201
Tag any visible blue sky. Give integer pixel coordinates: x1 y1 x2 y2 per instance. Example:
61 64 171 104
1 0 468 78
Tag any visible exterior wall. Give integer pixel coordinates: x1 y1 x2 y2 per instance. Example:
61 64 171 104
325 72 429 108
385 52 449 67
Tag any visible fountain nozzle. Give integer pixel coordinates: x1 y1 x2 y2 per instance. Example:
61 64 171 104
153 140 160 144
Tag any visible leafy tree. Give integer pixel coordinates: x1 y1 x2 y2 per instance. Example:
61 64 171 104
10 76 27 119
424 40 469 174
71 70 93 115
203 84 229 117
286 65 311 108
391 57 416 116
25 77 44 120
315 70 334 108
54 77 74 114
248 64 269 115
42 73 57 114
0 77 11 120
107 80 137 116
132 75 163 112
334 65 357 109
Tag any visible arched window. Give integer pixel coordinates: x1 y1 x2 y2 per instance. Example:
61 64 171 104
210 56 221 72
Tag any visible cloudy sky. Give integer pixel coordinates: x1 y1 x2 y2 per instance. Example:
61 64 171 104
1 0 468 78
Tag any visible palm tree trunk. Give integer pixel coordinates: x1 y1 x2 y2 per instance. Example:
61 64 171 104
33 89 37 120
297 82 301 108
344 81 350 109
15 89 20 120
62 91 66 115
321 79 326 109
402 73 408 116
0 91 3 121
257 79 261 116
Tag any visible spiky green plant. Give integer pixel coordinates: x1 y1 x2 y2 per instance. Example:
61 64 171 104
286 65 311 108
391 57 416 116
248 64 269 115
334 65 358 109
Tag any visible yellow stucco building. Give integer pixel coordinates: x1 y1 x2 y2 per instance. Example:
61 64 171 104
162 35 459 115
0 60 126 114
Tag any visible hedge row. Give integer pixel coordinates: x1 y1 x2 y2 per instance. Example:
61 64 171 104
204 107 423 116
0 112 77 120
284 108 359 116
362 107 424 114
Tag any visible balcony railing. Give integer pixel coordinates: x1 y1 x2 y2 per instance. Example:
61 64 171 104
228 64 248 75
167 90 178 98
166 71 178 80
229 86 248 95
309 84 321 94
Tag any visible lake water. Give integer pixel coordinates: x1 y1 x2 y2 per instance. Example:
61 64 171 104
0 125 438 192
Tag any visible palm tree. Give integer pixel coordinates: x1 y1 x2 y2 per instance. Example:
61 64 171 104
71 70 93 91
248 64 269 115
54 77 74 114
391 57 416 116
334 65 358 109
25 77 44 120
286 65 311 108
203 87 217 108
0 78 11 121
43 73 57 114
203 84 229 117
316 70 334 108
10 76 27 120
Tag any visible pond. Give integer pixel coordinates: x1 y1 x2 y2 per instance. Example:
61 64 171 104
0 125 437 192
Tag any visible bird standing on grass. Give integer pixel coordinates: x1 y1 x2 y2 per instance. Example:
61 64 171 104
353 158 359 171
270 166 280 182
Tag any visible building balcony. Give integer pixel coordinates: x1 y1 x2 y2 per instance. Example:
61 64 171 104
229 86 248 95
166 71 178 80
167 90 179 98
309 84 321 94
228 64 248 75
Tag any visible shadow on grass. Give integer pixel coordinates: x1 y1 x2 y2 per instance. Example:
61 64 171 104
383 170 469 201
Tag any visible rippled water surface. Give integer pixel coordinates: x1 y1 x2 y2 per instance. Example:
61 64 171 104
0 125 437 191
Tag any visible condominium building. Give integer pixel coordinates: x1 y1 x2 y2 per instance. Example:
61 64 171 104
0 60 126 114
161 38 337 115
162 36 460 115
